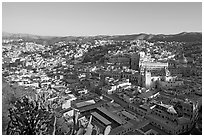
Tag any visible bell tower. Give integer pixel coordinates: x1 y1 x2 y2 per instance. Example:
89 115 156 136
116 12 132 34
142 68 151 89
130 53 140 70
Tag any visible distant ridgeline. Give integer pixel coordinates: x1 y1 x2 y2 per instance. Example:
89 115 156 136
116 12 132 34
2 32 202 45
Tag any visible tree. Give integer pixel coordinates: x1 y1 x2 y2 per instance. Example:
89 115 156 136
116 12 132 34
6 96 54 135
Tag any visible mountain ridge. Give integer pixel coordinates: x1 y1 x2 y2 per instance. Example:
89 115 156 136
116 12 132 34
2 31 202 43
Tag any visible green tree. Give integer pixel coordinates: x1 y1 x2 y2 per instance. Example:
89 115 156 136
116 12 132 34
6 96 54 135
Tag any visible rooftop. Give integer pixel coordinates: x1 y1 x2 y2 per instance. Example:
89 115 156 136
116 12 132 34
97 107 123 125
76 99 96 108
121 111 140 121
91 112 112 126
139 123 168 135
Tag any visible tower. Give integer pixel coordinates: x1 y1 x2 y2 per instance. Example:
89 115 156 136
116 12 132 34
142 68 151 89
130 53 140 70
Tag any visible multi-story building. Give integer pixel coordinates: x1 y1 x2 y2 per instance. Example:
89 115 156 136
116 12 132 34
148 99 199 134
103 69 140 84
108 54 130 67
130 53 140 70
127 94 199 135
168 54 193 77
140 61 168 71
108 52 140 71
158 76 184 90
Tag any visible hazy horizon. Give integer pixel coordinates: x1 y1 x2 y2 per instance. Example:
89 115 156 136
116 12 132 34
3 2 202 37
2 30 202 37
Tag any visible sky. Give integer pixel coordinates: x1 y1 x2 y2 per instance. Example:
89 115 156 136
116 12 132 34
2 2 202 36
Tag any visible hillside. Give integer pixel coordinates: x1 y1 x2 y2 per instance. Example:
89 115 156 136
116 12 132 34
2 32 202 44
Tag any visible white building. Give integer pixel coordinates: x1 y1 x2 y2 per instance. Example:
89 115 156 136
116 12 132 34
158 76 183 89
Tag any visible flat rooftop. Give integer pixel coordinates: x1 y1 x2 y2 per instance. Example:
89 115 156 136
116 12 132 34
91 112 111 126
97 107 123 125
121 111 139 121
76 99 96 108
139 123 168 135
